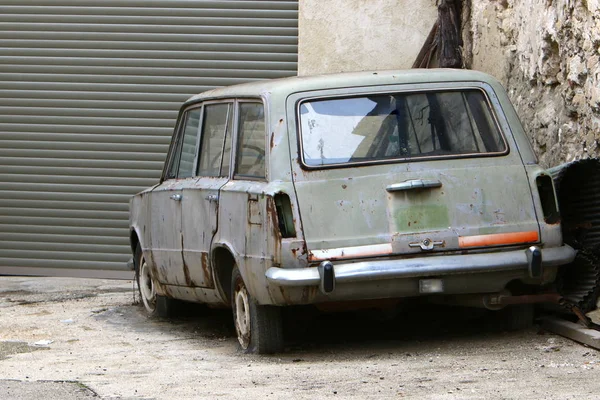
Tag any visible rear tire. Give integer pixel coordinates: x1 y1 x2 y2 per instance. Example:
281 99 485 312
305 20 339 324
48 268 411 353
231 266 283 354
134 244 176 318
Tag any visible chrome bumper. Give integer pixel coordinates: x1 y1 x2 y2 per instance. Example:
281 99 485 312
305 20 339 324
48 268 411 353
265 245 576 290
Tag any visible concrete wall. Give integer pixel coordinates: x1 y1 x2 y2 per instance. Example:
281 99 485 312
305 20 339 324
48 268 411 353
468 0 600 167
298 0 438 75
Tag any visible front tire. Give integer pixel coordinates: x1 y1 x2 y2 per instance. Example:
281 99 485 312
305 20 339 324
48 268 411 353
134 244 175 318
231 266 283 354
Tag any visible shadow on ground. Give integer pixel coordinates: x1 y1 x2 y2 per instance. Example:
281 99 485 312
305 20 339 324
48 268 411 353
116 299 546 355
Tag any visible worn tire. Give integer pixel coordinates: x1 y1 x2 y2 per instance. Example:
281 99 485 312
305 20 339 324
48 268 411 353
231 266 284 354
134 244 176 318
498 304 534 331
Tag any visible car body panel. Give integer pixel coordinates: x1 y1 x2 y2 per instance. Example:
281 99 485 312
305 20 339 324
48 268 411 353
129 69 572 308
181 176 228 289
286 82 540 261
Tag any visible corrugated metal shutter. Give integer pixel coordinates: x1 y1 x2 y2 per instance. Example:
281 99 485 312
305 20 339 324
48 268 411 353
0 0 298 279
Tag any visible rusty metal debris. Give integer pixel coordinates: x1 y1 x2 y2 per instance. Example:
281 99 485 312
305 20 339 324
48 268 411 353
412 0 464 69
559 298 600 331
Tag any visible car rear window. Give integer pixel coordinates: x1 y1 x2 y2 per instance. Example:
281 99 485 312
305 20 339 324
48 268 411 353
299 89 506 168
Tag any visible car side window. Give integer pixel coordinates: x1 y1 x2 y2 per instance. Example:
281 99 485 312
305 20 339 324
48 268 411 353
197 103 232 177
176 108 202 179
165 108 198 180
235 102 266 179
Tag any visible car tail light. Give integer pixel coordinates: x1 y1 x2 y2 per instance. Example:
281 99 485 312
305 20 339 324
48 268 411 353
274 193 296 238
536 174 560 224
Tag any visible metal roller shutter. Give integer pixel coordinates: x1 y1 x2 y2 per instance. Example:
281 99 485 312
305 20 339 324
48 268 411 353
0 0 298 279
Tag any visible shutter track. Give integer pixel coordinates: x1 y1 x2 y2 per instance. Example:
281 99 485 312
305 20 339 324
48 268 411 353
0 0 298 276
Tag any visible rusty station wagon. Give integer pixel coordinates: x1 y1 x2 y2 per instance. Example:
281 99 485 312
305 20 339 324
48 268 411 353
129 69 576 353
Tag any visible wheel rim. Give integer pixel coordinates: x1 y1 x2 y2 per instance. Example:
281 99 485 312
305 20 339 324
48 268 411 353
139 255 156 313
234 282 251 349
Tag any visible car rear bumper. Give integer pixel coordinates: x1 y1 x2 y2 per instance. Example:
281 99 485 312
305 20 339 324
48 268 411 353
265 245 576 293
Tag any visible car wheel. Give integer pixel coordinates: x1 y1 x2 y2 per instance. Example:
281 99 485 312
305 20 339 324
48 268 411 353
134 244 175 318
231 266 283 354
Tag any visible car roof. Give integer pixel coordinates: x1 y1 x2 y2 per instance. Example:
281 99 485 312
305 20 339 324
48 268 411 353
184 68 501 105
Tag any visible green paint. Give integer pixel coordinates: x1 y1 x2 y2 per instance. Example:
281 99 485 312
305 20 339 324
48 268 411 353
478 226 502 235
395 205 449 232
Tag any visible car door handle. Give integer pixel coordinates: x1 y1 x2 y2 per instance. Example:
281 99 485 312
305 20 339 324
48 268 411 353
169 194 182 201
386 179 442 192
205 194 219 202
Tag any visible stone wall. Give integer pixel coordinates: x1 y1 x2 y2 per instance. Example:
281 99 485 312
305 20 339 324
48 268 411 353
468 0 600 167
298 0 438 76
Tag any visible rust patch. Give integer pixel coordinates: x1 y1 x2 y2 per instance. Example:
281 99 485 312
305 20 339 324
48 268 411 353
342 184 347 189
200 251 214 288
278 286 291 304
266 196 282 262
161 284 173 298
300 285 319 304
182 258 194 287
181 235 194 287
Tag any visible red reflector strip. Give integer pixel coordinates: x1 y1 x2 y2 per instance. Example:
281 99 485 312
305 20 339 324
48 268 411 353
458 231 539 248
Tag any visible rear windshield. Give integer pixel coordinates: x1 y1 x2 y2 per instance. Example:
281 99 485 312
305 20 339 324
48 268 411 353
299 90 506 168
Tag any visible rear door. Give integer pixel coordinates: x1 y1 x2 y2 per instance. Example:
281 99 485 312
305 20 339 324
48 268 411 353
288 83 540 261
149 106 200 285
180 102 233 288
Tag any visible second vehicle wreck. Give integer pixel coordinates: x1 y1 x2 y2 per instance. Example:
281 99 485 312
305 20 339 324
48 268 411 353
129 69 578 353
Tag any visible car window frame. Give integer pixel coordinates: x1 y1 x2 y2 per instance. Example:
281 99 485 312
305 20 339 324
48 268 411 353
295 85 509 170
162 96 268 183
160 108 187 183
232 98 268 182
196 99 235 178
161 99 236 182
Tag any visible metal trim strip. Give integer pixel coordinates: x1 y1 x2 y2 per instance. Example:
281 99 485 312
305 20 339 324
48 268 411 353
458 231 539 248
308 243 393 262
267 245 576 287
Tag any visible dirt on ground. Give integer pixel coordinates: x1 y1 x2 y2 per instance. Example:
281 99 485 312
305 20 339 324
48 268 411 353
1 276 600 399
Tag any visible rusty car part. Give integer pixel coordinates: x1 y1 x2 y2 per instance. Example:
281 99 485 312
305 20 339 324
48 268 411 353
491 293 563 306
267 245 575 290
559 298 600 331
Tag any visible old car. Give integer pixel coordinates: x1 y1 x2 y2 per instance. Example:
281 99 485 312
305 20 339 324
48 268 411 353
129 69 576 353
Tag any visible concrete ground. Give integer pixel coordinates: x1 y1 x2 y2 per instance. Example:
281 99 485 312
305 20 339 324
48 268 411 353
1 276 600 399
